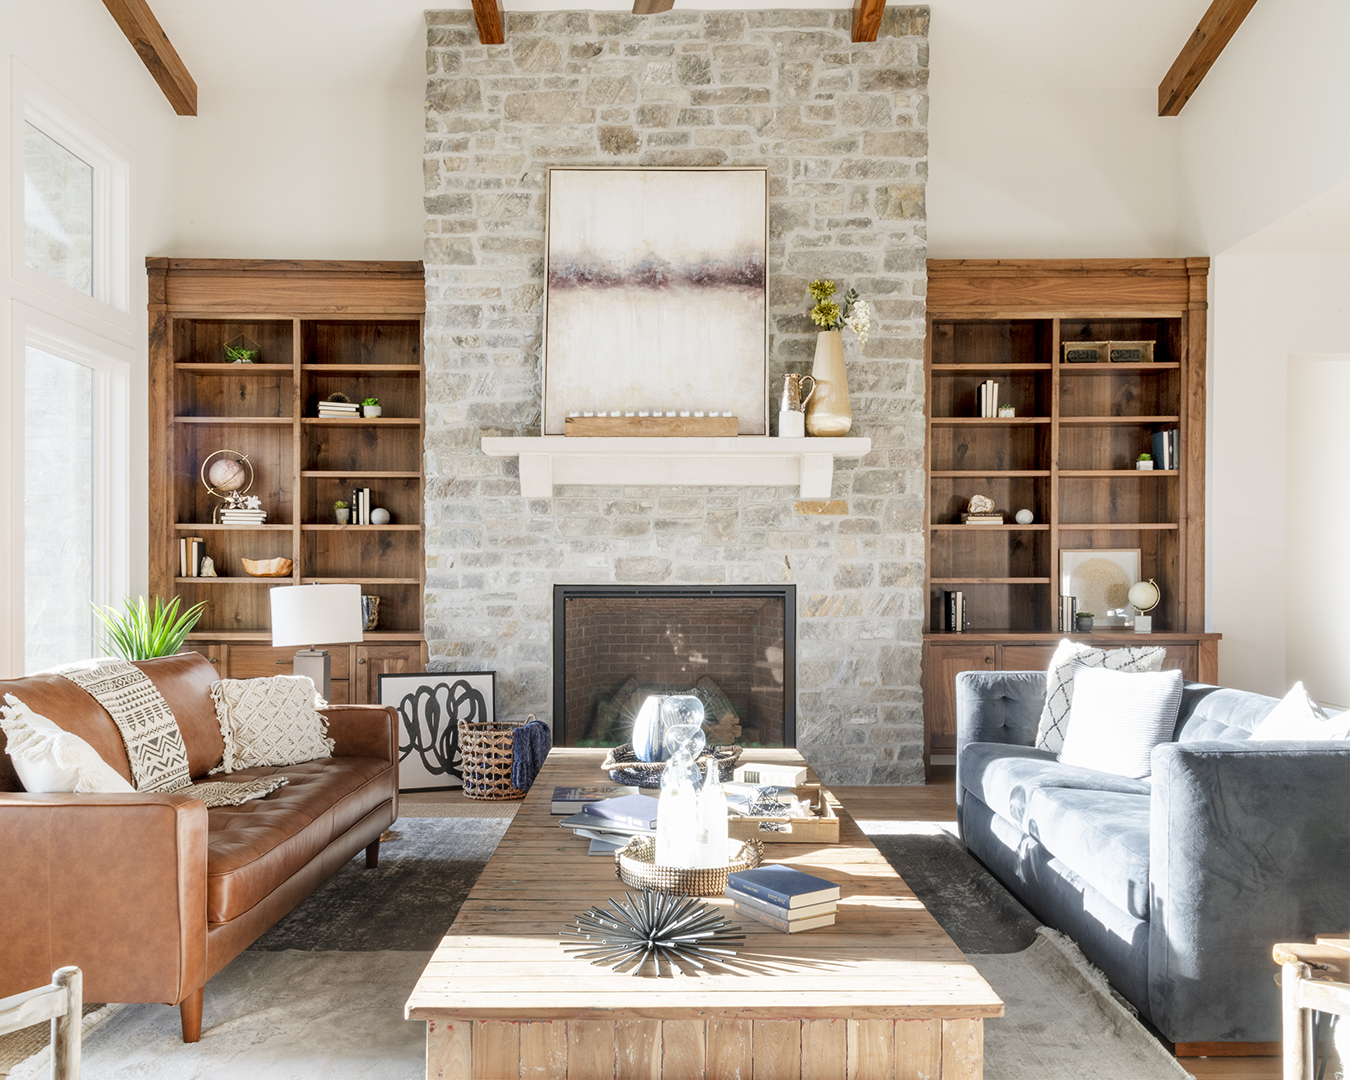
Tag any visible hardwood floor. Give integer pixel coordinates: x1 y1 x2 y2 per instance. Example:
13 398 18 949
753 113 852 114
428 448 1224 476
830 769 1281 1080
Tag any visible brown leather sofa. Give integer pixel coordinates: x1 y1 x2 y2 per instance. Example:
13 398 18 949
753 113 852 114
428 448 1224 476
0 653 399 1042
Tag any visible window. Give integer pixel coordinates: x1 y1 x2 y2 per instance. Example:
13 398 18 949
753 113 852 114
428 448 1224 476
23 123 94 296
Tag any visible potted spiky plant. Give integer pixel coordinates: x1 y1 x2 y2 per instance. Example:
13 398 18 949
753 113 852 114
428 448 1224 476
92 596 207 660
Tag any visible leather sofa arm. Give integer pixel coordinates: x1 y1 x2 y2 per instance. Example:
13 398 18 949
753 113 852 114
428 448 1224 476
1148 740 1350 1042
0 792 208 1008
322 705 398 764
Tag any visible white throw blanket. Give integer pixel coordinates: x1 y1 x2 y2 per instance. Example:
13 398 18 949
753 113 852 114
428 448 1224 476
56 660 288 808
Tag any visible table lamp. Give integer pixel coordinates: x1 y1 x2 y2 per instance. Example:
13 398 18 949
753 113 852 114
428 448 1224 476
270 584 364 700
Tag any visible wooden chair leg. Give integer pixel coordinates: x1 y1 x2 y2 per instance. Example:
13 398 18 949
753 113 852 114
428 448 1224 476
180 986 204 1043
365 838 380 869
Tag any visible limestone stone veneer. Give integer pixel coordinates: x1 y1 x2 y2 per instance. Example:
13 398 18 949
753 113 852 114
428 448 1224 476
422 7 930 783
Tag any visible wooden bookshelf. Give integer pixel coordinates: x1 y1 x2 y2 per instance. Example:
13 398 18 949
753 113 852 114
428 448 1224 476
922 259 1220 771
147 259 429 702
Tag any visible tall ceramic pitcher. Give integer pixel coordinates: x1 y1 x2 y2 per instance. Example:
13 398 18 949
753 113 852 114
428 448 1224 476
805 330 852 436
777 373 815 437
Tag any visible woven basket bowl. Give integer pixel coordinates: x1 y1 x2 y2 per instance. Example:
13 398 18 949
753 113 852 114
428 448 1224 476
457 719 527 801
601 743 742 789
614 835 764 896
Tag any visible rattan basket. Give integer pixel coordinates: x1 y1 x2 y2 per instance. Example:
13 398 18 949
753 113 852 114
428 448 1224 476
601 743 742 789
457 717 528 801
614 835 764 896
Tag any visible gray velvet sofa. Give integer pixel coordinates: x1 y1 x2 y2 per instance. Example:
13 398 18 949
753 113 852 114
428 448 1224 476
955 671 1350 1046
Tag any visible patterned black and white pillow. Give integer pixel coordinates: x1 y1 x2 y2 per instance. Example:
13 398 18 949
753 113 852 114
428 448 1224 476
1058 666 1185 778
1035 639 1167 754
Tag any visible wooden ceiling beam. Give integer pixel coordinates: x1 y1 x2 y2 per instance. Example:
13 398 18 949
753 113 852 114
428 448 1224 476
100 0 196 116
471 0 506 45
1158 0 1259 116
633 0 676 13
852 0 887 43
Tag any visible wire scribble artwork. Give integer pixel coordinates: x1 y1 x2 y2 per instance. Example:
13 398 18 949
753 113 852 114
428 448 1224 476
397 679 488 782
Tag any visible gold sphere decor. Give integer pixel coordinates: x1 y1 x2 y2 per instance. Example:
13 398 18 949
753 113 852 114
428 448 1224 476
200 450 256 524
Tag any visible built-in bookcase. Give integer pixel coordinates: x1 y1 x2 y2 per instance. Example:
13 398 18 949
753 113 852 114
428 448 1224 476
148 260 428 702
921 259 1220 769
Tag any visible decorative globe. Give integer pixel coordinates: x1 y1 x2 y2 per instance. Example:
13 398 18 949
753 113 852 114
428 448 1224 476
207 457 248 492
1128 579 1160 614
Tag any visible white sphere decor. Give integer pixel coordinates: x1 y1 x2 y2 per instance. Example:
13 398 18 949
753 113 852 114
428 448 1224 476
370 507 391 525
1015 508 1034 525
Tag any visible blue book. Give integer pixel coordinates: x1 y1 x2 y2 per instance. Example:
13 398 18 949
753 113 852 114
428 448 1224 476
580 793 660 831
725 864 840 909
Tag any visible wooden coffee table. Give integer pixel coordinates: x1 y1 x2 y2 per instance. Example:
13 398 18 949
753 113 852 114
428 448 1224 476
406 749 1002 1079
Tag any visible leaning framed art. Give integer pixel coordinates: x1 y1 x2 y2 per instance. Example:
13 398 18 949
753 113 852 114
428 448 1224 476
542 167 770 435
1059 549 1141 624
377 670 496 792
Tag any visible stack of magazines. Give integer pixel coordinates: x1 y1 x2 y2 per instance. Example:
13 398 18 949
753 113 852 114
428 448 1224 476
557 793 658 856
318 398 361 419
725 865 840 933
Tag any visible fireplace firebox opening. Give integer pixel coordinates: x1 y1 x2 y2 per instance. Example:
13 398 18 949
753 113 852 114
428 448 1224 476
553 585 796 749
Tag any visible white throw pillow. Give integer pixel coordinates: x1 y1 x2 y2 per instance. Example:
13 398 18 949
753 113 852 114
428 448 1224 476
1035 639 1167 753
210 676 334 773
1249 682 1350 741
1058 666 1185 779
0 694 135 794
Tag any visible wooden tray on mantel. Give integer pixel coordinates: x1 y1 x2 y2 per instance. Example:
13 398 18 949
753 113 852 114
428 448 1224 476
564 415 738 437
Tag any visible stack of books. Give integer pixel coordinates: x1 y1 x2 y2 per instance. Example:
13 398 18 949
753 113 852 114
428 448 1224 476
220 506 266 525
558 793 658 856
976 379 1000 417
725 865 840 933
960 511 1003 525
551 784 638 814
943 589 969 632
350 487 373 525
318 398 361 419
179 536 205 576
1151 429 1179 470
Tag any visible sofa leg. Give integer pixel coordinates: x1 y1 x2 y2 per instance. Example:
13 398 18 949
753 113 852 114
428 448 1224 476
180 987 204 1043
365 838 380 869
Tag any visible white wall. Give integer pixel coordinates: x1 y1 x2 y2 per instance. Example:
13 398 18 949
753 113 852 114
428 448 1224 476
1208 255 1350 697
173 88 423 260
0 0 181 674
1285 355 1350 710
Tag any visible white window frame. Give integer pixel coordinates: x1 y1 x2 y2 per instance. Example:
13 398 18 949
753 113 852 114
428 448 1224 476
10 62 132 329
2 305 130 675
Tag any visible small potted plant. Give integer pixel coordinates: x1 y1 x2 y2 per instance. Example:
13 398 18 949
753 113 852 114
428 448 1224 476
1075 611 1095 633
223 336 261 364
362 397 382 418
1136 452 1153 471
334 500 350 525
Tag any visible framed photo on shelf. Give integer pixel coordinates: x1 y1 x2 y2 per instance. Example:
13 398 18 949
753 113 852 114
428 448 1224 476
377 670 496 792
1059 549 1141 624
542 167 770 436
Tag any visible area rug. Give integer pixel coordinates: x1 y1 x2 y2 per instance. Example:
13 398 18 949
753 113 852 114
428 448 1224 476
8 811 1190 1079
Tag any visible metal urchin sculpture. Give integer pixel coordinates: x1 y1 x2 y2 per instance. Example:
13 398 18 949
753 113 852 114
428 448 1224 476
563 891 744 976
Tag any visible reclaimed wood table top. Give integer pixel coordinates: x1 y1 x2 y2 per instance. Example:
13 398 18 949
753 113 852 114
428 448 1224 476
406 748 1003 1024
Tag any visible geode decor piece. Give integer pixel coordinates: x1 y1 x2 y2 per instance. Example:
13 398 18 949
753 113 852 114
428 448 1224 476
562 890 744 976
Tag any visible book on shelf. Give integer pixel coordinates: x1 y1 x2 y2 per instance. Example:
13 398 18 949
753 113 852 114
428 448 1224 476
1059 595 1078 633
943 590 968 633
580 793 660 831
220 511 266 524
551 784 639 814
977 379 1000 418
724 887 837 923
724 864 840 909
1151 429 1179 471
732 763 808 787
731 901 836 934
960 513 1004 525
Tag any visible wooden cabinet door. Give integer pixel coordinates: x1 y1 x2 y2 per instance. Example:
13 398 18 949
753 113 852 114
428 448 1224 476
182 643 225 673
925 644 996 752
353 645 423 704
229 645 349 681
1160 646 1198 681
1000 645 1057 672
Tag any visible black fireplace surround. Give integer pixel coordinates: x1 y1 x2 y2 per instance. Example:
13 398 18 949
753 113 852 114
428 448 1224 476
553 585 796 748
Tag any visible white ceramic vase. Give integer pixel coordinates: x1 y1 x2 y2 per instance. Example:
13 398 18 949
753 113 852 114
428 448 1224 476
805 330 852 436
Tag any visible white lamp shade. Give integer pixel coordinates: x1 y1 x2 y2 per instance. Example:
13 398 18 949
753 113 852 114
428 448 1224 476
270 584 364 647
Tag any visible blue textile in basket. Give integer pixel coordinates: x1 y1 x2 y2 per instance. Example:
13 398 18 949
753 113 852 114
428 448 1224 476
511 717 552 791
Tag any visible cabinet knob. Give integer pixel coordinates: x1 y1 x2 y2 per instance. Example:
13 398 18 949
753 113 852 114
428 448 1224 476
209 657 218 664
275 659 287 665
984 657 993 665
357 658 367 665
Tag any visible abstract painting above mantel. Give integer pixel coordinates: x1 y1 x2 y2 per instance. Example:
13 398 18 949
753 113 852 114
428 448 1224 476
543 167 769 435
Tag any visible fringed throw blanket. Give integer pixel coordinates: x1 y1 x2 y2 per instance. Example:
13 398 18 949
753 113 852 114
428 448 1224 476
56 660 288 808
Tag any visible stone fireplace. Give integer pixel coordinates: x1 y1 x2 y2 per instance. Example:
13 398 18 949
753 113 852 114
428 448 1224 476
554 585 795 747
421 7 930 784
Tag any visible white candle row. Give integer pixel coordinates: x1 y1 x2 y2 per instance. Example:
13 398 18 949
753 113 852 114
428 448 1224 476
565 410 735 418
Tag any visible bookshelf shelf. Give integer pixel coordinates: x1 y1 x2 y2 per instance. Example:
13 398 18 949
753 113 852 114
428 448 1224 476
923 258 1217 772
149 258 429 701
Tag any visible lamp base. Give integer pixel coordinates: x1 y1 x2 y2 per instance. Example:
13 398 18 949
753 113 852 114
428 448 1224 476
292 649 332 701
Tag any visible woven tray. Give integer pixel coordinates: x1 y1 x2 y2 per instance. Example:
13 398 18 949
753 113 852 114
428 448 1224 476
601 743 742 789
614 835 764 896
457 718 528 801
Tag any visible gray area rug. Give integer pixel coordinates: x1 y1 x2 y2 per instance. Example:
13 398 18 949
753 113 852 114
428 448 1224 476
9 812 1190 1079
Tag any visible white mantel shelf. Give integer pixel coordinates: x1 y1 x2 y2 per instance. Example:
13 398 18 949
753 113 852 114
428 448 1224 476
480 436 872 500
